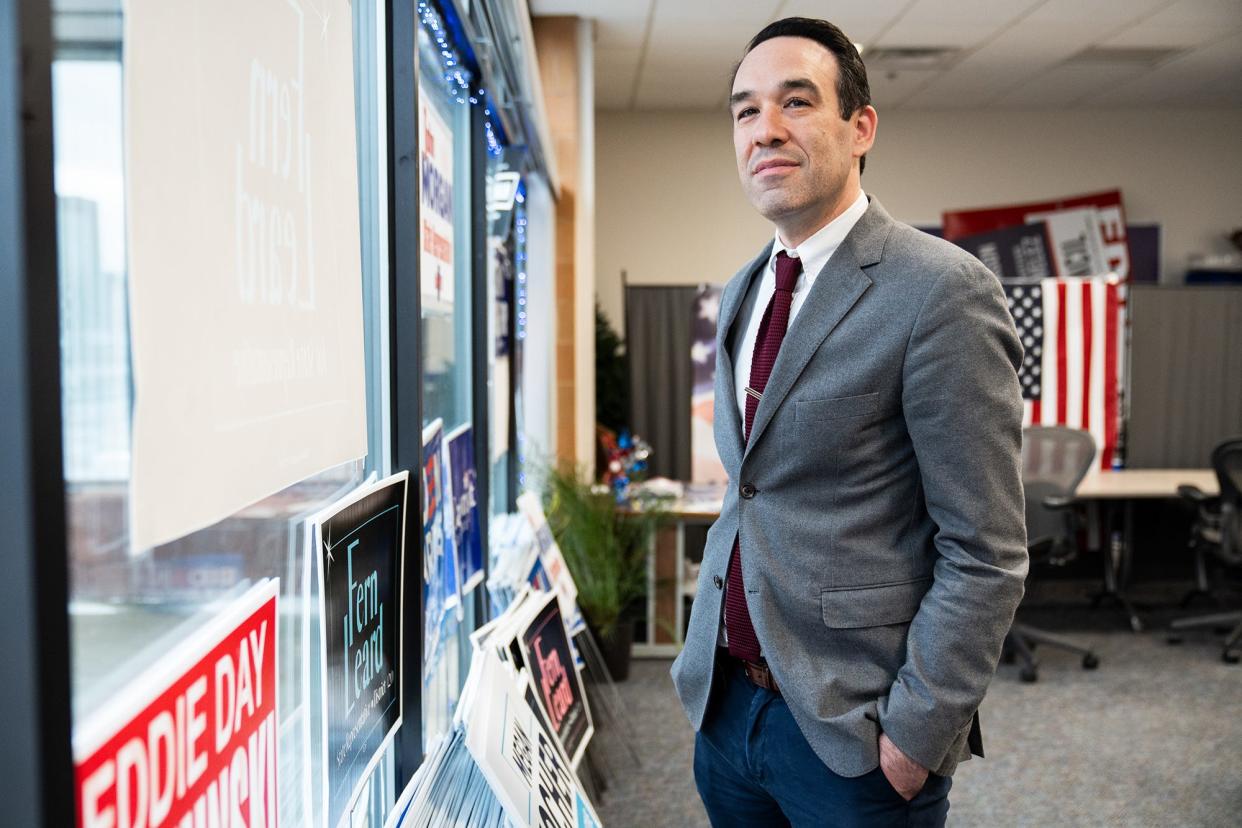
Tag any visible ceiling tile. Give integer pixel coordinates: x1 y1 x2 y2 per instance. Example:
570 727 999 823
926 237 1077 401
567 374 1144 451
533 0 652 49
1000 61 1144 107
868 68 940 109
1102 0 1242 49
643 21 765 63
1084 29 1242 105
633 69 737 109
595 46 640 67
530 0 638 17
877 0 1044 49
911 0 1170 107
650 0 783 25
776 0 912 44
595 17 650 50
557 0 1242 111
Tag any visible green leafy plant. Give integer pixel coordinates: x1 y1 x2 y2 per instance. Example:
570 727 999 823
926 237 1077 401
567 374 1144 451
541 462 662 640
595 303 629 434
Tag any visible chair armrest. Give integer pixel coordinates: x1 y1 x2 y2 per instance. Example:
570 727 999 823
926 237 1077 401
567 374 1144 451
1042 495 1077 510
1177 484 1218 507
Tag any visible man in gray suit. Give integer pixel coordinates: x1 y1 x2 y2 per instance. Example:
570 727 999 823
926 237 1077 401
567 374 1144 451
670 17 1028 827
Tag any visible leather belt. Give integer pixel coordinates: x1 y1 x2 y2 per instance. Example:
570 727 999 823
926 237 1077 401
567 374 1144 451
727 654 780 694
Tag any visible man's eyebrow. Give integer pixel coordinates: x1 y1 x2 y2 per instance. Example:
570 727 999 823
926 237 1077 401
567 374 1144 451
729 78 821 109
781 78 820 95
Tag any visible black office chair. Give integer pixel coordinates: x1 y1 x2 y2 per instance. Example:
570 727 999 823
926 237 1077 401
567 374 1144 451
1167 438 1242 664
1005 426 1101 682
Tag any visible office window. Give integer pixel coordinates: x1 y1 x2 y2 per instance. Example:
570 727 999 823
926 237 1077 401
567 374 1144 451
415 7 481 750
55 3 390 824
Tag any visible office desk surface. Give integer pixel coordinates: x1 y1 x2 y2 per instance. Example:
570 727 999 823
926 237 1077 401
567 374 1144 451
1075 468 1218 499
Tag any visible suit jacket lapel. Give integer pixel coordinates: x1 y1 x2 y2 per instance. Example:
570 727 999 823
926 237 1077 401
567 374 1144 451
744 199 892 456
715 243 772 475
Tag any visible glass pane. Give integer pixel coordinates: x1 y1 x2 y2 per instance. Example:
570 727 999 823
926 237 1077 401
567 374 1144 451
55 3 388 824
418 32 473 432
415 16 478 751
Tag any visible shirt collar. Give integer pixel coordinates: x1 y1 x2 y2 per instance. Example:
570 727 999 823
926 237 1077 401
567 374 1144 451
769 190 869 284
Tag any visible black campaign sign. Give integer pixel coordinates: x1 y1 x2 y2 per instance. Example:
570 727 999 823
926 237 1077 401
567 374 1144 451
520 595 591 767
320 475 406 827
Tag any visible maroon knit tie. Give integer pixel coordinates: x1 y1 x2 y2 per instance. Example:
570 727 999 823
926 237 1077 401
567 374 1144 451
726 250 802 662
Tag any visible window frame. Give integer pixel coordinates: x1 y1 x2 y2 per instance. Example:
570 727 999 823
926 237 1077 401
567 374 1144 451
0 0 75 825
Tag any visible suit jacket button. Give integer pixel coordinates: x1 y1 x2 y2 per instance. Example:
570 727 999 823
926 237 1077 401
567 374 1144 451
713 575 723 589
740 482 756 499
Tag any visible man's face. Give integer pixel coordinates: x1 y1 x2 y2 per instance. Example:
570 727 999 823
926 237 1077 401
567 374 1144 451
730 36 875 242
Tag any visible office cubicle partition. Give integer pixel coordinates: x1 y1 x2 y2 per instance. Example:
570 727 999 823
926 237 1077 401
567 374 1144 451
1128 286 1242 468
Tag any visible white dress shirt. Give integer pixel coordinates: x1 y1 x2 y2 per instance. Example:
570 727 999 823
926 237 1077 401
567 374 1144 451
733 190 869 423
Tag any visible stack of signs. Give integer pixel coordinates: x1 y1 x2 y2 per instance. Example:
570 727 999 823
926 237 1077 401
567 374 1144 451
383 728 506 828
942 190 1130 469
460 641 601 828
308 473 408 828
516 492 586 636
74 580 281 828
384 589 601 828
486 511 535 615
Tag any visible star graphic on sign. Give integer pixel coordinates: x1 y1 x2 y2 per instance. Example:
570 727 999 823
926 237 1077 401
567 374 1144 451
698 291 721 323
691 341 712 364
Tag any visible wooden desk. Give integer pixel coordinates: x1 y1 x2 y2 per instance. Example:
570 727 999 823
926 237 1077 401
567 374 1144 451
1075 469 1217 499
1071 469 1216 632
632 470 1219 652
633 496 721 658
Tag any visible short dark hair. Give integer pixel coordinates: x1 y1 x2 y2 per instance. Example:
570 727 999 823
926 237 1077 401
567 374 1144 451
733 17 872 172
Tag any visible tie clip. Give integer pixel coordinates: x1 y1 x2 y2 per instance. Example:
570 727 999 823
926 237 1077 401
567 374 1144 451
745 387 763 401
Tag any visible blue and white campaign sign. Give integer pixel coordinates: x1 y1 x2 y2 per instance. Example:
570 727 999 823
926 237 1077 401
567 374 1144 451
446 424 484 595
312 472 408 828
422 419 460 680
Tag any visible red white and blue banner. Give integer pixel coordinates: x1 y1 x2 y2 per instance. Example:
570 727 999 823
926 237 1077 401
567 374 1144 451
1004 276 1123 469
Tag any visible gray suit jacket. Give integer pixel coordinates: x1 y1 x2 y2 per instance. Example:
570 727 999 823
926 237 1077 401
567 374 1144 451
671 197 1028 778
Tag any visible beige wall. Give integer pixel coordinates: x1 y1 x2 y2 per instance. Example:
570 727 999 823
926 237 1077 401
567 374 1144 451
596 108 1242 328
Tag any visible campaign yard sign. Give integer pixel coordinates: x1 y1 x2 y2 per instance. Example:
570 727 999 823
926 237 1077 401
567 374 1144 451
446 423 484 594
314 473 408 828
75 580 280 828
942 189 1130 282
518 593 593 770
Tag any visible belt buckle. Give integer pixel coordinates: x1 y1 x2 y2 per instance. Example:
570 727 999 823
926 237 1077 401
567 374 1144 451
743 660 778 694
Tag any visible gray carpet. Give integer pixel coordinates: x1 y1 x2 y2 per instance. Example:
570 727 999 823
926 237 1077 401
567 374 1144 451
587 599 1242 827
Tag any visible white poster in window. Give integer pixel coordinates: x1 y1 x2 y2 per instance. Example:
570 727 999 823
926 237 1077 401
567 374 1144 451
419 90 455 315
126 0 366 551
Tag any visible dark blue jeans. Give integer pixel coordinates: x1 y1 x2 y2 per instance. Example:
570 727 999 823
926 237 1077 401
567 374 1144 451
694 659 951 827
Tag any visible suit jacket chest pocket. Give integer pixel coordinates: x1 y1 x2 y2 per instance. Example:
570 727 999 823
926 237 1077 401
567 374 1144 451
793 393 881 445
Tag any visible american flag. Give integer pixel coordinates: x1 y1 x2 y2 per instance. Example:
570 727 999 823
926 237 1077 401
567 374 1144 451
1004 276 1123 469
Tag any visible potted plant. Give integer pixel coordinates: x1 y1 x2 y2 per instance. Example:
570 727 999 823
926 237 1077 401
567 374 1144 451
542 463 662 680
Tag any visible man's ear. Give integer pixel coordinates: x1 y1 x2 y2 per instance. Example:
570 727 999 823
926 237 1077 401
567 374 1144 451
853 105 878 158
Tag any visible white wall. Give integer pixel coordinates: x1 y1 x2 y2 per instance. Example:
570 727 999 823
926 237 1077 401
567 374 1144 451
522 173 556 470
596 108 1242 329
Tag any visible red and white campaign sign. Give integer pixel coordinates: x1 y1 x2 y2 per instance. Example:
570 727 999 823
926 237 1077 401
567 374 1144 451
942 190 1130 282
75 580 280 828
